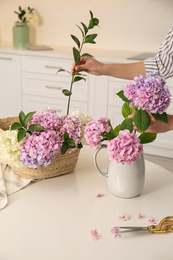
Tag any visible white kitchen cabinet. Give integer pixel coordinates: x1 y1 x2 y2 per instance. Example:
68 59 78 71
21 55 89 114
0 53 21 117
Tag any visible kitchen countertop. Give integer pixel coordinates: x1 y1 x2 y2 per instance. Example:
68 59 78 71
0 41 154 61
0 145 173 260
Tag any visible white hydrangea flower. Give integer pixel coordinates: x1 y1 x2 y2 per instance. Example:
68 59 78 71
25 9 39 25
0 130 23 167
70 110 93 144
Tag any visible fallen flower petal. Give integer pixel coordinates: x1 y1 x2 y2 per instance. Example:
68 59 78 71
148 217 157 225
91 229 101 241
95 193 104 198
111 227 121 238
119 214 131 221
137 213 145 219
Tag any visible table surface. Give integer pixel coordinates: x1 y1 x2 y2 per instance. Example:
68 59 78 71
0 145 173 260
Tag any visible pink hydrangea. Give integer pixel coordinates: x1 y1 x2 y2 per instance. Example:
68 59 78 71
124 72 171 114
20 131 62 168
84 117 111 147
28 107 62 131
107 130 143 164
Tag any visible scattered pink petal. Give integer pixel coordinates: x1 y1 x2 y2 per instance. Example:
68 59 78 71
148 217 157 225
91 229 101 241
137 213 145 219
119 214 131 221
96 193 104 198
111 227 121 238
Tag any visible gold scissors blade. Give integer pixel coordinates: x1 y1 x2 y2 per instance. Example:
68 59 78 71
119 216 173 234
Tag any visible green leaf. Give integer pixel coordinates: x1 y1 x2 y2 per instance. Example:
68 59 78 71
24 112 35 128
10 122 22 131
120 118 133 133
151 112 168 123
71 34 80 49
92 18 99 26
122 102 137 118
73 72 86 76
81 22 88 35
17 128 26 142
19 111 25 126
88 19 93 29
76 25 84 37
57 68 66 73
78 143 83 149
64 132 69 141
133 109 150 132
62 89 72 96
57 68 71 75
61 143 68 155
89 10 94 20
116 90 130 102
28 124 43 131
84 38 96 44
67 139 76 148
73 47 80 65
73 76 86 82
81 53 93 58
113 124 121 137
138 133 157 144
86 34 98 40
105 131 115 140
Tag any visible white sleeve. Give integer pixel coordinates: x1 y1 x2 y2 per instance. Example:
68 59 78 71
144 26 173 79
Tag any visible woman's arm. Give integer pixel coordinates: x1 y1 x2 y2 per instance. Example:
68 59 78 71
72 56 146 80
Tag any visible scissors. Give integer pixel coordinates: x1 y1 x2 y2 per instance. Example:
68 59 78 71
118 216 173 234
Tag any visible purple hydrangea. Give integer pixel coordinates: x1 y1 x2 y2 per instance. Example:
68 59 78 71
20 131 62 168
84 117 111 147
107 130 143 164
124 73 171 114
28 107 62 131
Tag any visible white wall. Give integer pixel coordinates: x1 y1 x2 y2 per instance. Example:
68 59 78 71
0 0 173 53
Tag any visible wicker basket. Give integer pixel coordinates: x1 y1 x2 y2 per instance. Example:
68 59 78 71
0 117 80 179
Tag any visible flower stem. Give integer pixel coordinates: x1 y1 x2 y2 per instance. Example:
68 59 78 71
67 74 74 115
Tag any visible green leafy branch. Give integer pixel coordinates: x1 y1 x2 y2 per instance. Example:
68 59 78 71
10 111 43 142
57 10 99 115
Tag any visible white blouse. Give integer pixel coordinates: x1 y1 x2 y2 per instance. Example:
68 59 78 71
144 26 173 79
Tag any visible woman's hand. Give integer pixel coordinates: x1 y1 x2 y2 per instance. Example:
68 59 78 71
71 56 104 75
128 112 173 133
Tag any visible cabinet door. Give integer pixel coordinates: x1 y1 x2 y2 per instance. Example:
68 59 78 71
0 53 21 118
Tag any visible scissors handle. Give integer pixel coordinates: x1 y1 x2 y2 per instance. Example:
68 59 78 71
148 216 173 233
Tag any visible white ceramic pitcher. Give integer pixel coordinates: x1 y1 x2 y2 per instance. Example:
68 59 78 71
94 144 145 199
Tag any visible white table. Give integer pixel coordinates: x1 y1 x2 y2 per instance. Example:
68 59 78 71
0 145 173 260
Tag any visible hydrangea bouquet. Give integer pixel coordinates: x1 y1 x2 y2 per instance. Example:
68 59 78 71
0 11 98 171
85 72 171 164
0 108 92 168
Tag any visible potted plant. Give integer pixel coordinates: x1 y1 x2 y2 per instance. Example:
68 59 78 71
85 72 171 198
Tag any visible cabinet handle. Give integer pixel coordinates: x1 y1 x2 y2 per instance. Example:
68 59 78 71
45 65 61 70
45 85 62 90
0 57 12 61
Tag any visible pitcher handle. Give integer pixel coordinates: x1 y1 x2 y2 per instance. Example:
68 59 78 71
94 144 108 178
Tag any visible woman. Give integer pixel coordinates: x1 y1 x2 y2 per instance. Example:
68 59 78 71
71 26 173 133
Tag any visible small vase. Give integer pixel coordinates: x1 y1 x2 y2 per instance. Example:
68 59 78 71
13 22 29 48
94 144 145 198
